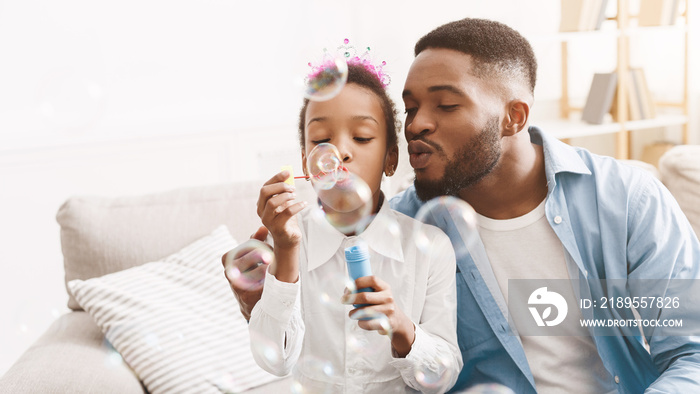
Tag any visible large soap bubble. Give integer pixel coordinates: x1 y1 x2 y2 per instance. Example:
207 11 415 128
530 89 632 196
223 239 273 291
413 196 479 254
306 143 374 234
413 355 454 392
306 143 343 190
304 54 348 102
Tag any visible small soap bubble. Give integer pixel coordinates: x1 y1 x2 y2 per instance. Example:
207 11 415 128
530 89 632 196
291 375 337 394
304 54 348 102
306 143 374 234
413 196 479 254
462 384 516 394
346 316 391 360
316 170 372 213
298 355 337 379
354 213 400 236
306 143 343 190
249 331 281 365
414 355 453 392
350 309 393 338
318 197 373 235
144 332 162 352
14 301 66 337
102 338 125 368
35 68 106 135
209 372 238 394
224 239 273 291
316 271 356 314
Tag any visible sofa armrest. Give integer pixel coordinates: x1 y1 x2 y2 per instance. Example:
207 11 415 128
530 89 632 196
0 312 144 394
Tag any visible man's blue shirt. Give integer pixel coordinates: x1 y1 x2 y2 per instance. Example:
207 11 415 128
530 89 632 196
390 126 700 393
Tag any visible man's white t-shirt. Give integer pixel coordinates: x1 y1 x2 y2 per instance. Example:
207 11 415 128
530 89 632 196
477 199 616 394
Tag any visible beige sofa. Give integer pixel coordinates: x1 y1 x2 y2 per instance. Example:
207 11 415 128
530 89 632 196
1 146 698 393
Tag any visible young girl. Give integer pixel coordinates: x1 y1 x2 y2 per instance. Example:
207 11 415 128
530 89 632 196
248 53 462 393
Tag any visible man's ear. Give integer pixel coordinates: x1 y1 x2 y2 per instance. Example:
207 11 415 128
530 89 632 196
384 145 399 177
503 99 530 137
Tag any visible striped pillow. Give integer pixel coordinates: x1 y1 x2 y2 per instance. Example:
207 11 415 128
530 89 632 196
68 225 282 394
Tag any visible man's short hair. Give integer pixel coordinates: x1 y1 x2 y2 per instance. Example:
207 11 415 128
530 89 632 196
415 18 537 95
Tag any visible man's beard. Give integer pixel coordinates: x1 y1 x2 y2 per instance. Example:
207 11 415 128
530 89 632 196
414 116 501 202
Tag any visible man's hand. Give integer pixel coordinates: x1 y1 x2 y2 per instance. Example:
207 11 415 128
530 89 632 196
342 276 416 358
221 226 270 321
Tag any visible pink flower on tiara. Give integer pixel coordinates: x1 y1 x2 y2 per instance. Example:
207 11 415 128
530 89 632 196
307 38 391 88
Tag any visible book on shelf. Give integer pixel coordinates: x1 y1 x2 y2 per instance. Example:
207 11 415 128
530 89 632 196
560 0 608 31
634 68 657 118
628 69 644 120
594 0 610 30
611 70 641 121
638 0 681 26
610 68 656 122
582 72 618 124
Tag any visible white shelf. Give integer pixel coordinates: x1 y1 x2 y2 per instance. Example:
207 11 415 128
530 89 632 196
528 28 620 43
536 114 688 140
625 114 688 130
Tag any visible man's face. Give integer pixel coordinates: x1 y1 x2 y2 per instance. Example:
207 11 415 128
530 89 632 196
402 48 503 201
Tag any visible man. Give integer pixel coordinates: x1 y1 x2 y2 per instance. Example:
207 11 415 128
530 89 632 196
224 18 700 393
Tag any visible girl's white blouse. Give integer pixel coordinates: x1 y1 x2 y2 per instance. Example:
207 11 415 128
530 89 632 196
249 200 461 394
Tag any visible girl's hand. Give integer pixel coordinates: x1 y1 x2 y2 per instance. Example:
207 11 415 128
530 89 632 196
257 171 307 249
342 276 416 358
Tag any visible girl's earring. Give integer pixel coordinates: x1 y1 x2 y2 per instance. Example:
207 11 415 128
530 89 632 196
385 166 395 177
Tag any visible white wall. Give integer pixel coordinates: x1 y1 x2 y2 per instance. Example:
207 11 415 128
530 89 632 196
1 0 698 375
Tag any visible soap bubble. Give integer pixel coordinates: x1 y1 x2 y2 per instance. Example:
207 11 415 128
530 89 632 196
102 338 125 368
13 299 65 337
315 192 373 235
316 170 372 213
291 355 340 394
35 68 106 135
316 271 356 314
413 196 479 254
223 239 273 291
463 383 516 394
306 143 374 234
346 312 392 360
249 331 281 365
304 54 348 102
306 143 343 190
414 355 453 392
350 309 393 337
298 355 337 380
355 212 400 236
209 372 239 394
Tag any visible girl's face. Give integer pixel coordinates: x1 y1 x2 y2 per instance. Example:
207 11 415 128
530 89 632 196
302 83 398 211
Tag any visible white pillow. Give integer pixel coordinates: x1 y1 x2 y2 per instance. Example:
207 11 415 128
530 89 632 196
68 225 283 394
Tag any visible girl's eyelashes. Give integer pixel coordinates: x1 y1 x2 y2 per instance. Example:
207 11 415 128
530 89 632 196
310 137 374 144
438 104 459 111
404 108 417 115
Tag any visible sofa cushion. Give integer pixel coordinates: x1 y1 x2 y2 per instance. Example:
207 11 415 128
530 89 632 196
0 311 145 394
68 226 284 394
57 180 315 310
658 145 700 237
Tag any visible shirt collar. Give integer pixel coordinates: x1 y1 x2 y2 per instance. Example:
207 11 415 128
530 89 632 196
307 192 405 272
528 126 591 189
